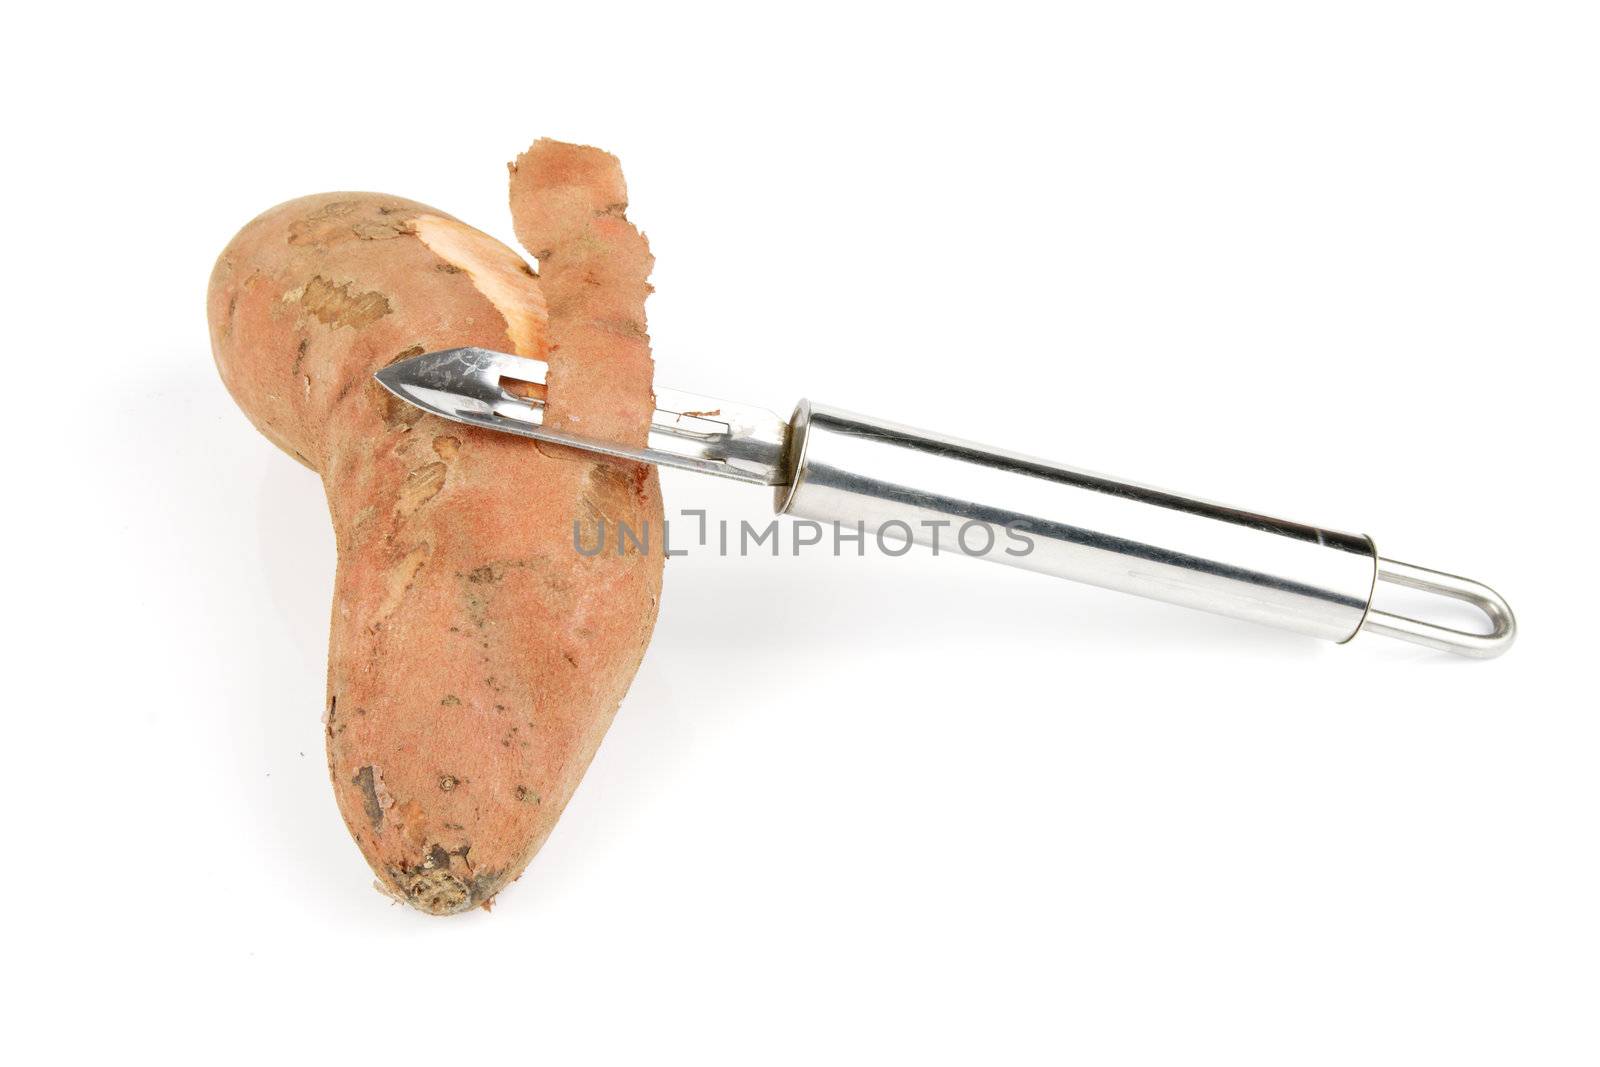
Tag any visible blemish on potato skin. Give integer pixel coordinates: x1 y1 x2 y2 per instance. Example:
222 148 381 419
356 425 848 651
296 275 392 330
440 694 461 707
287 200 419 248
376 348 431 429
396 462 447 518
391 841 499 915
582 462 634 526
383 394 425 429
407 869 471 915
354 766 384 830
370 543 431 632
394 799 429 851
286 201 355 245
352 218 413 241
470 874 504 906
599 315 649 341
432 435 460 461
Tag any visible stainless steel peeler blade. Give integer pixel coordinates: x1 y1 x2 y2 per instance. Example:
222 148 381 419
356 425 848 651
376 347 788 485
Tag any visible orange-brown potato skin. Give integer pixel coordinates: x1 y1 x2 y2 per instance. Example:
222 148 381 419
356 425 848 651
207 187 663 914
510 140 656 448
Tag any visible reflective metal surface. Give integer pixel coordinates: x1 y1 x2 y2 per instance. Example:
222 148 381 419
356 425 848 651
1361 558 1517 658
375 347 789 485
377 349 1517 658
777 403 1379 642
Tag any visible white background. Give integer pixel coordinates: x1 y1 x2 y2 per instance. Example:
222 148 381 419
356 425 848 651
6 2 1596 1063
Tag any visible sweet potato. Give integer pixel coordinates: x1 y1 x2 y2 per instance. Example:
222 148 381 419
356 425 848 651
206 142 663 915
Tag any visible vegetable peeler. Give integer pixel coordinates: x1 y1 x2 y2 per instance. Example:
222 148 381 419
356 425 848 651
376 347 1516 658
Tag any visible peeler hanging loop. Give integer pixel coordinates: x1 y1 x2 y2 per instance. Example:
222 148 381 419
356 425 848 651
1357 558 1517 659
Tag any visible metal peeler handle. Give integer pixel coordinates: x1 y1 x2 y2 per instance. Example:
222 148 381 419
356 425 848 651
774 403 1515 657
